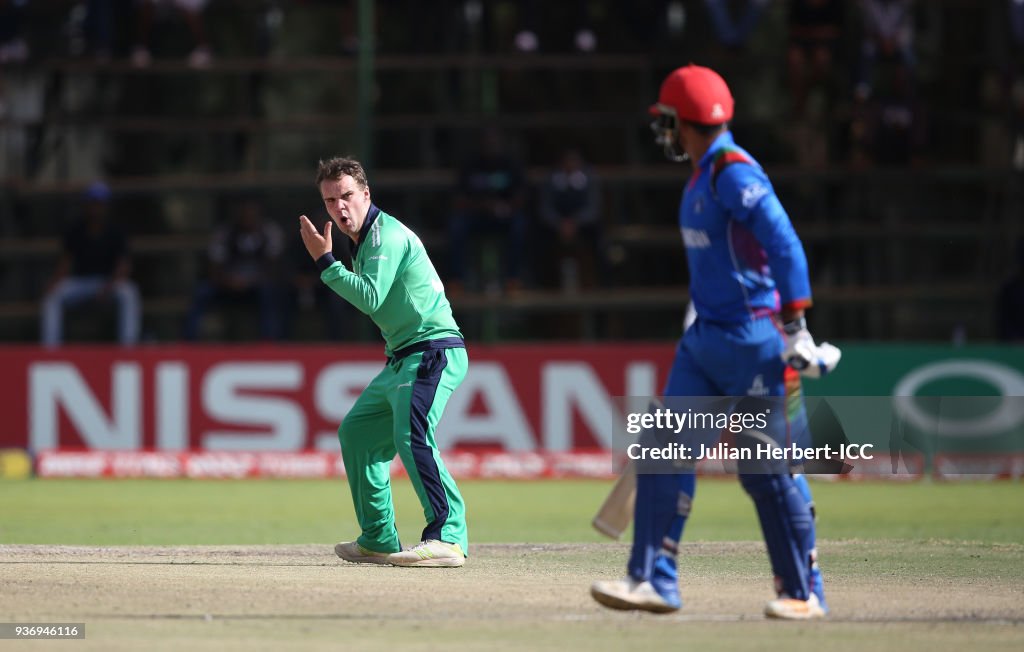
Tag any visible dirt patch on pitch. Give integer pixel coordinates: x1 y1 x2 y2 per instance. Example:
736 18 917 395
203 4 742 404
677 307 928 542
2 542 1021 651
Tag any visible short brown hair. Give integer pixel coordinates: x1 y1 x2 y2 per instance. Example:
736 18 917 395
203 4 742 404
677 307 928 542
316 157 368 188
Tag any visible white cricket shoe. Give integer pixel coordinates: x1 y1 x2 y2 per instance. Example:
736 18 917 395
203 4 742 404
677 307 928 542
388 540 466 568
764 592 826 620
334 541 393 565
590 578 680 614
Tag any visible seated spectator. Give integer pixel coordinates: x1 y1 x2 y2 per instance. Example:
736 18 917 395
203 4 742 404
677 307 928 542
41 182 141 347
0 0 27 62
0 0 29 63
293 0 358 55
703 0 772 50
183 198 285 341
848 59 927 166
996 237 1024 342
537 148 603 292
71 0 116 60
855 0 916 101
132 0 212 68
1008 0 1024 170
447 127 528 294
1014 0 1024 51
513 0 598 53
786 0 844 117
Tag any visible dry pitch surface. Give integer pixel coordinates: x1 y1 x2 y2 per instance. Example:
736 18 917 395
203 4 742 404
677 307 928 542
2 541 1022 652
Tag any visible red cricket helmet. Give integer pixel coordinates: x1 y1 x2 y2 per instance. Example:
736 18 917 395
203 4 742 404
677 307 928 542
649 65 734 125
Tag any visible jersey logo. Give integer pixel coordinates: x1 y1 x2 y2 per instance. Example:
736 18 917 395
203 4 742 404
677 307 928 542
431 279 444 292
681 227 711 249
740 182 769 209
747 374 770 397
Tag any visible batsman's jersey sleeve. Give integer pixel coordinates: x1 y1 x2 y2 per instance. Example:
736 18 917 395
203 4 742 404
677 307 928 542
715 163 812 310
318 208 461 353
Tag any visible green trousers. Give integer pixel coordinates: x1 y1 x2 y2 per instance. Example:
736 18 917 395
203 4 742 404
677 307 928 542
338 346 469 554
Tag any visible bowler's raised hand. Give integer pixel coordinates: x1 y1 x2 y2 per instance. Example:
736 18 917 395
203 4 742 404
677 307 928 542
299 215 333 260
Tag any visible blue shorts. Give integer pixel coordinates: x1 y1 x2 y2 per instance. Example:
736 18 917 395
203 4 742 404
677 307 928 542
664 315 810 452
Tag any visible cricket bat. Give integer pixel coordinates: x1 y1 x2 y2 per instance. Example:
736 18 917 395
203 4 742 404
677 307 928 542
591 459 636 539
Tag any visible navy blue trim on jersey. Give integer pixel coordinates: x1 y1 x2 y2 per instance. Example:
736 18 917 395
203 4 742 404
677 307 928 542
409 348 451 542
390 337 466 362
315 203 380 271
315 252 337 272
349 204 381 257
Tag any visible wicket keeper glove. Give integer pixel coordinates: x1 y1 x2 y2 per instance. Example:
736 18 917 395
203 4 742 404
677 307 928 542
781 317 841 378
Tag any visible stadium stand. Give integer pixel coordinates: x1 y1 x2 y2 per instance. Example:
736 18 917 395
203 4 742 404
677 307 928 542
0 0 1019 343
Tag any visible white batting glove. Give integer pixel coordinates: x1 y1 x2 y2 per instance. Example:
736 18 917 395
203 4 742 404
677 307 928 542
781 318 841 379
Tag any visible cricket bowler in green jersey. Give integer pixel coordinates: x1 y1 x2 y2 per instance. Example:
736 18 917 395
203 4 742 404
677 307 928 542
299 157 469 568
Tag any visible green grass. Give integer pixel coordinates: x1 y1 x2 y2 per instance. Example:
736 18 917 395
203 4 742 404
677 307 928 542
2 478 1022 545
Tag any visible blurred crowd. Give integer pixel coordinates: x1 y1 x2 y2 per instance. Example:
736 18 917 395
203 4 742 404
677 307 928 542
2 1 1021 157
1 0 1022 344
1 1 1019 166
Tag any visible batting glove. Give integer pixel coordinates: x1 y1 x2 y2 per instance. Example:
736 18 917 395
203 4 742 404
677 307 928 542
781 317 841 379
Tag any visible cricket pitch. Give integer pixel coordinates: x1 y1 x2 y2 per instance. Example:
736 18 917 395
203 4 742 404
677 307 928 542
2 541 1021 651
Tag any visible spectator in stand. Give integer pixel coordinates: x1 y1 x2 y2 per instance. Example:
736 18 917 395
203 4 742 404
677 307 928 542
73 0 116 60
41 181 141 347
0 0 29 63
513 0 598 53
0 0 34 174
132 0 213 68
1009 0 1024 169
703 0 772 50
848 46 927 167
294 0 359 55
447 127 528 295
786 0 844 117
183 197 285 341
996 237 1024 342
1013 0 1024 50
855 0 916 102
537 148 603 293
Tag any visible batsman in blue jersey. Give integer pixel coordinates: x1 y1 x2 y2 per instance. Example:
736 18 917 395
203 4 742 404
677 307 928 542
591 65 841 619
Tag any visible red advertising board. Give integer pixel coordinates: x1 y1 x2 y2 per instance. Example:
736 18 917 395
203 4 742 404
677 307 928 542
31 449 620 480
0 344 674 453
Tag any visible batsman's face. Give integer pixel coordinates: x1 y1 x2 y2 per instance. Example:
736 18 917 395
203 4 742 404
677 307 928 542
320 175 371 241
651 110 688 163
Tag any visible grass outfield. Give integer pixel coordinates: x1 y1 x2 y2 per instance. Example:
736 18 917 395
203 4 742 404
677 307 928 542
1 477 1022 544
2 479 1022 651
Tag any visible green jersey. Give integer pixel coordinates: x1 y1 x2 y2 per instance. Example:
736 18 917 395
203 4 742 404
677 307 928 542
319 206 462 355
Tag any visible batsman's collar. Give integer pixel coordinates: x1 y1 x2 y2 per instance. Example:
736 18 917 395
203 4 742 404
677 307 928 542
315 203 381 272
696 130 736 170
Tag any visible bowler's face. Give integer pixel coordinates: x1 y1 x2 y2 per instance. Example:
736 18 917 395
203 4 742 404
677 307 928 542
320 175 371 241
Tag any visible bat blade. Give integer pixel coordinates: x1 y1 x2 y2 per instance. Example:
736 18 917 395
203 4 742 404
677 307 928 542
591 460 636 540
